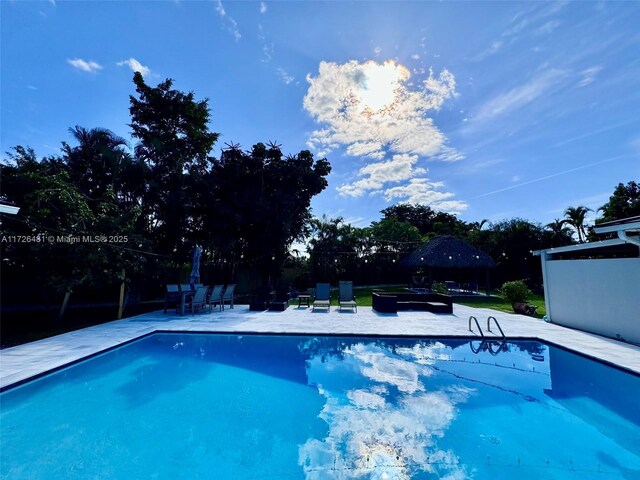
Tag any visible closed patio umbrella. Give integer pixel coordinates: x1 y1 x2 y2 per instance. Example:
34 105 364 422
189 245 202 286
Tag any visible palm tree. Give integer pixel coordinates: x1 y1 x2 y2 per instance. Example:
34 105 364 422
563 206 591 243
545 218 573 245
63 126 130 200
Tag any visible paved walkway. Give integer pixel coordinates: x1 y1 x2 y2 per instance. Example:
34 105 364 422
2 304 639 390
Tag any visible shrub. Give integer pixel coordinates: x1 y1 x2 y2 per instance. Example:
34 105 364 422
432 282 448 294
500 280 532 305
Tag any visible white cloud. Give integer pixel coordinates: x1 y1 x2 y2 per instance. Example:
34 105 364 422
384 178 468 214
337 154 424 197
117 58 150 76
214 0 241 42
578 65 603 87
535 19 561 35
258 24 273 63
27 85 38 90
472 40 503 61
304 59 465 211
67 58 103 73
473 68 567 122
276 67 294 85
260 1 267 14
411 53 420 60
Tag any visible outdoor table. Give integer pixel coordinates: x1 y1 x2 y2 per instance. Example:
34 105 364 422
297 294 311 307
180 290 196 315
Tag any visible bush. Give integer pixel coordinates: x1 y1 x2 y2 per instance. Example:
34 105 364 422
432 282 448 294
500 280 532 305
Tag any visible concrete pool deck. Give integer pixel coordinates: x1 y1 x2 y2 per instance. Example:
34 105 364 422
1 303 639 390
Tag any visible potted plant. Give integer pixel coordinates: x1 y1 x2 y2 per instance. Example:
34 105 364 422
500 280 533 313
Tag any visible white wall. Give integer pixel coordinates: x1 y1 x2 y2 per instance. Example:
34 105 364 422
546 258 640 344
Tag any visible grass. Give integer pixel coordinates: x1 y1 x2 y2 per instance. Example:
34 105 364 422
352 286 546 318
455 291 546 318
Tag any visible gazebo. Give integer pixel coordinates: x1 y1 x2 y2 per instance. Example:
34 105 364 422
401 235 496 294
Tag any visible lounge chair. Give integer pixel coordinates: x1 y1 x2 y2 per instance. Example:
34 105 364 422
164 284 180 314
312 283 331 311
338 281 357 312
185 286 208 315
207 284 224 312
221 284 236 310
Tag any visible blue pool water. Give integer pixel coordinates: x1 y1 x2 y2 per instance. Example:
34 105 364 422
1 334 639 479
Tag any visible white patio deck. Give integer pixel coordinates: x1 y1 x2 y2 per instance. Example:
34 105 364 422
1 303 639 390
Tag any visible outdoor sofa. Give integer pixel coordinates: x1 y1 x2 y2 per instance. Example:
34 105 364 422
372 291 453 314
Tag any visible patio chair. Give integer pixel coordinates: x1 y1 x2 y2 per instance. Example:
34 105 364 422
164 284 181 314
221 284 236 310
185 286 208 315
207 284 224 312
180 283 193 293
338 281 357 312
312 283 331 311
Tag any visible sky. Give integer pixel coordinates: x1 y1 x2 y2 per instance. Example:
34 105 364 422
2 0 639 228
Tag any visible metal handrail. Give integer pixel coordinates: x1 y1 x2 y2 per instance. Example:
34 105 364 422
468 316 484 338
487 316 506 340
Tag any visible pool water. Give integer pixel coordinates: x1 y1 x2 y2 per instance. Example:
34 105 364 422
1 334 639 479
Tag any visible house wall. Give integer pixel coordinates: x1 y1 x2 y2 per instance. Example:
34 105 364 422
546 258 640 344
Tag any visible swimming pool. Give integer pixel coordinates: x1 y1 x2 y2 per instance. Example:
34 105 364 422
1 333 638 479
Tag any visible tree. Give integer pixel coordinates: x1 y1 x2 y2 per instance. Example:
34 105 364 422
1 145 147 318
563 206 591 243
307 216 362 283
544 219 574 246
597 181 640 223
209 143 330 284
381 203 467 238
129 72 219 257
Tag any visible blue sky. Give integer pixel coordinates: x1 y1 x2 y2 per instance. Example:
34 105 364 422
2 1 639 227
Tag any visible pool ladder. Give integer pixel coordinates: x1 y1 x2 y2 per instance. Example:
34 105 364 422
468 315 506 340
469 315 507 355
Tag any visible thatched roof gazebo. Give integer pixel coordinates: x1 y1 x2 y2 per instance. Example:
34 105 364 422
401 236 496 293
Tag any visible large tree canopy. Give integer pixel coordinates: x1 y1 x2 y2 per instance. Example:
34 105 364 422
129 72 220 257
597 181 640 223
209 142 330 283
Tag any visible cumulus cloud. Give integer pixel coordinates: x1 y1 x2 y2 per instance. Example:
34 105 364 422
337 154 424 197
117 58 150 76
384 178 468 214
304 59 465 212
67 58 102 73
214 0 241 42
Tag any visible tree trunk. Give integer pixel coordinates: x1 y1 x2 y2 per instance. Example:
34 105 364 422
117 268 126 319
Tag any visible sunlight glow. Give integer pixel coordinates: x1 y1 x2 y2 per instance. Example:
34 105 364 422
355 60 410 113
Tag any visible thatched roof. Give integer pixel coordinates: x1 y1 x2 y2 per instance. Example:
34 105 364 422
401 236 496 269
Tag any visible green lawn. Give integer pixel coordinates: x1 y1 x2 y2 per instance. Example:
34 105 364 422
455 291 546 318
352 286 546 317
